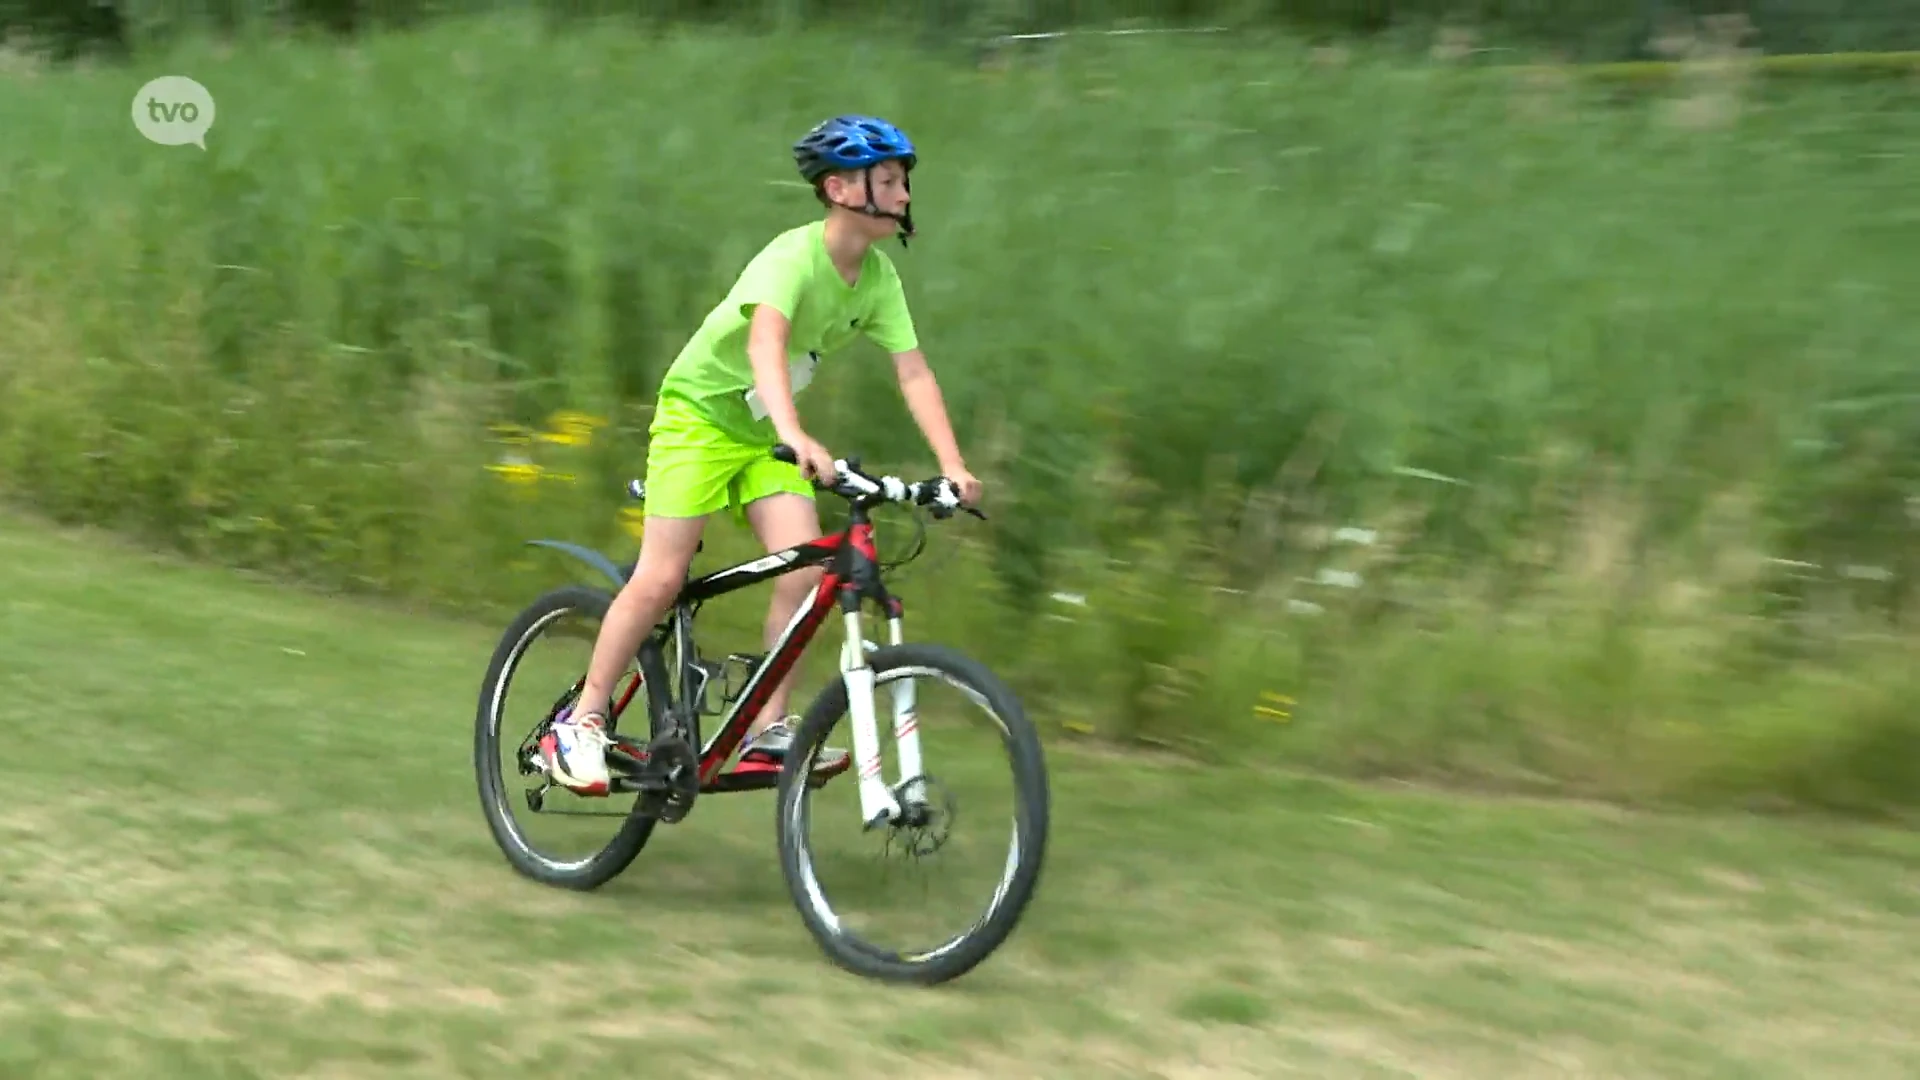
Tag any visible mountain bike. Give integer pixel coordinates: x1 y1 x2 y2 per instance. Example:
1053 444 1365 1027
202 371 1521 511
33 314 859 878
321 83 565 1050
473 444 1050 985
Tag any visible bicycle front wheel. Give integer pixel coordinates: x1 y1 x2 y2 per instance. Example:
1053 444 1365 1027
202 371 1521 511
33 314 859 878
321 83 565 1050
774 643 1050 985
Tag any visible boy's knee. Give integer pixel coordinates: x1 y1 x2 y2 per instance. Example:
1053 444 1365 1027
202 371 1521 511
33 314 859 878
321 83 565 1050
622 552 692 603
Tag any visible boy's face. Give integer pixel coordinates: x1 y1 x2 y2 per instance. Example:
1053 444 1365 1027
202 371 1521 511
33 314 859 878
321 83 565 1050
824 159 911 236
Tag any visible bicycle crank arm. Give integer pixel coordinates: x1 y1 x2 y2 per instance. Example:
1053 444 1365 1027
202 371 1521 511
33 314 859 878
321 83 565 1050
608 774 671 795
607 733 701 823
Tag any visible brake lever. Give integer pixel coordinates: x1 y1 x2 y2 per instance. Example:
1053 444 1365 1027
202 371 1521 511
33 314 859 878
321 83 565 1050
918 478 988 521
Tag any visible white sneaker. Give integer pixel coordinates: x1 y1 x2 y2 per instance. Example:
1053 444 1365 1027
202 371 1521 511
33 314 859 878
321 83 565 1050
541 710 611 796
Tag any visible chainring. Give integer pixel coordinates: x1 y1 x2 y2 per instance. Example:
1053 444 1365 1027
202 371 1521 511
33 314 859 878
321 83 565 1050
635 733 700 824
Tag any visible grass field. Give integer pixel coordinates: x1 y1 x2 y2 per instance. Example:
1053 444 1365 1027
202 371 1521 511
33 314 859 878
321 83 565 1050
6 507 1920 1078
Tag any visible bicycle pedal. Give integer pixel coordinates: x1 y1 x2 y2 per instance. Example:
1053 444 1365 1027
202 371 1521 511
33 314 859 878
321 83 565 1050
808 755 853 787
702 767 782 794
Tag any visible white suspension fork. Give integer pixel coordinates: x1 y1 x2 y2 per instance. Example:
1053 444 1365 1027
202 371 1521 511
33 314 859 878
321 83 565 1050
841 609 902 828
882 615 929 810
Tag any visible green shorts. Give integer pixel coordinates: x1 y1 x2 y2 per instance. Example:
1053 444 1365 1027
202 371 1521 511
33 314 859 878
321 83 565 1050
642 393 813 523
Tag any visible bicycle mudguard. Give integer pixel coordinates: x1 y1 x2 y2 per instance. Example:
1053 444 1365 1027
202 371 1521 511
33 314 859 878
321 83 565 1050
525 540 630 589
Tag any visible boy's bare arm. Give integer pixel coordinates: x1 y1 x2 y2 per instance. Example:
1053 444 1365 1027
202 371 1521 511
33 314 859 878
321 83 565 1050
893 349 982 504
747 304 800 437
749 304 836 482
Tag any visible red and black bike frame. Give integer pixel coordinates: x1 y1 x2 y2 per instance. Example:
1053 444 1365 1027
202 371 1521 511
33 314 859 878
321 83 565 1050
519 482 907 794
644 511 897 788
524 448 964 817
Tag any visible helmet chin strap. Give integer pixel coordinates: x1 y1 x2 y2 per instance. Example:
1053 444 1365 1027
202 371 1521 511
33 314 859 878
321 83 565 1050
846 166 914 247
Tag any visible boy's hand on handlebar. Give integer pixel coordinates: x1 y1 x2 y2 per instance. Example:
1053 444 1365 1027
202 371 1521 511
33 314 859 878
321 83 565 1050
944 463 984 508
780 431 838 486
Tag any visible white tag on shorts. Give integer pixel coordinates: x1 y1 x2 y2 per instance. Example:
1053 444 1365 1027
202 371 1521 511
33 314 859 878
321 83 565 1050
744 351 820 421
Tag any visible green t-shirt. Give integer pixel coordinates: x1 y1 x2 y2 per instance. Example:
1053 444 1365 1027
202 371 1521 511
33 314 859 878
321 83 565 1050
656 219 919 446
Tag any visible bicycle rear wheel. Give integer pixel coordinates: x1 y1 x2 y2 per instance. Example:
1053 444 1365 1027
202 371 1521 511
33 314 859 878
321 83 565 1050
774 643 1050 985
474 584 659 891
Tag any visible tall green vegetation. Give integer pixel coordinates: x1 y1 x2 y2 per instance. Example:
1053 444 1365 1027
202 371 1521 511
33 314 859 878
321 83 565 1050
10 0 1920 63
1 15 1914 812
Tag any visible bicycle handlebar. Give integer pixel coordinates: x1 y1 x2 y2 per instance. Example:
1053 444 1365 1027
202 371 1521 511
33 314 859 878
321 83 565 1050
769 444 987 521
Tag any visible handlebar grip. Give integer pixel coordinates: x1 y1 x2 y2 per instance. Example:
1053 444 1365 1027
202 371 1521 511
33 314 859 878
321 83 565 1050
770 443 833 490
771 444 860 472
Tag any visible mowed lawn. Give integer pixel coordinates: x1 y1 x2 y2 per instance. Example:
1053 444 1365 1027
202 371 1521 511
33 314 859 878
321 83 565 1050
3 510 1919 1079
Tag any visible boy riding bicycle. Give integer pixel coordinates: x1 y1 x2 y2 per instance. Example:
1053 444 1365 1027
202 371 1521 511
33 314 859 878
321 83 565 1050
542 115 983 796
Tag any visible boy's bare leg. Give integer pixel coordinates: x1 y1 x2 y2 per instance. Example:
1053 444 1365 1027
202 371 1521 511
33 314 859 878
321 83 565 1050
743 492 824 732
542 514 707 795
732 492 847 774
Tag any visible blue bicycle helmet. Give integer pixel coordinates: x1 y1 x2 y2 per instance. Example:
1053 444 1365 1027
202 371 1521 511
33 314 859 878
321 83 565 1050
792 115 920 246
792 115 917 181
